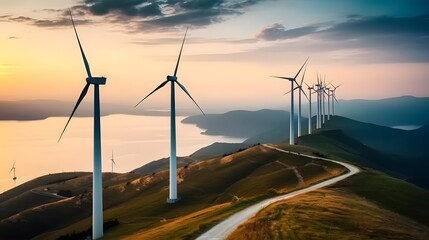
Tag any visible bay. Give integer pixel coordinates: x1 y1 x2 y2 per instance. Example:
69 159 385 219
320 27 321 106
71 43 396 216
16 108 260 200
0 115 244 193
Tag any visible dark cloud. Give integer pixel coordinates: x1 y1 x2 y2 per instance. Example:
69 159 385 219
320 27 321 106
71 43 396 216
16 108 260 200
142 8 237 28
257 15 429 41
255 23 319 40
84 0 161 17
8 36 20 39
322 14 429 40
250 15 429 63
1 0 266 30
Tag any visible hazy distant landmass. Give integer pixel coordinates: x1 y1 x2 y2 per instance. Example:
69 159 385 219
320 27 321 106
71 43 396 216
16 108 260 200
1 96 428 122
182 96 429 132
182 102 429 189
0 100 191 120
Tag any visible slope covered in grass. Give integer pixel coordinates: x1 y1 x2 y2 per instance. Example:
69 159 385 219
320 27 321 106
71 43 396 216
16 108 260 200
0 145 346 240
297 129 429 189
228 170 429 240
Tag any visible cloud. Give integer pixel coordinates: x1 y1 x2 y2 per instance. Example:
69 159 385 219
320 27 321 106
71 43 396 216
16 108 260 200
255 23 319 40
8 36 20 39
0 14 92 28
1 0 266 31
257 14 429 42
247 14 429 63
131 36 256 45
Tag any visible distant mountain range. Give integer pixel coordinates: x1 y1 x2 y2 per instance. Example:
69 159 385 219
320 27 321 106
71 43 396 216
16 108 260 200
182 110 429 189
336 96 429 127
1 96 428 124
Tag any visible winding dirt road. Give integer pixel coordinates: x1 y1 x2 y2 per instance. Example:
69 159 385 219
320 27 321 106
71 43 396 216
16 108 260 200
197 144 360 240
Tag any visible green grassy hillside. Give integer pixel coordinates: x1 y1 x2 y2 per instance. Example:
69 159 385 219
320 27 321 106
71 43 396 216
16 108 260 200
297 129 429 189
228 169 429 240
0 145 345 240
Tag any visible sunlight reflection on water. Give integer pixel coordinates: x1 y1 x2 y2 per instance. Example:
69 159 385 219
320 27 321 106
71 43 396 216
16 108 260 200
0 115 244 193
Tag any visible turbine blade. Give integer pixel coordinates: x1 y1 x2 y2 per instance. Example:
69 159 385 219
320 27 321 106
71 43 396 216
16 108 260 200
173 27 188 77
301 87 309 101
112 159 116 166
58 83 90 142
175 80 205 115
9 161 15 174
69 10 92 78
293 57 309 80
271 76 294 81
282 87 298 96
300 65 307 86
135 80 169 107
335 83 344 89
304 82 310 88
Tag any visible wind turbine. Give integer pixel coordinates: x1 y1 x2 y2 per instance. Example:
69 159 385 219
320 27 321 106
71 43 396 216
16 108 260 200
330 83 343 116
296 66 309 137
58 10 106 239
110 151 116 173
315 74 322 129
321 76 326 124
305 82 315 134
272 57 309 145
9 160 17 184
282 66 309 137
135 28 204 203
324 84 331 120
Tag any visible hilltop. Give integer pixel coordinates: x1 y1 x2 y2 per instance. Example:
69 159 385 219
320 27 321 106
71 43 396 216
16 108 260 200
0 144 345 239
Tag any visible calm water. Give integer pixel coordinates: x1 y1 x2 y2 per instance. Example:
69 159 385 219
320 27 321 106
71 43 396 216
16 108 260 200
0 115 244 193
390 125 422 130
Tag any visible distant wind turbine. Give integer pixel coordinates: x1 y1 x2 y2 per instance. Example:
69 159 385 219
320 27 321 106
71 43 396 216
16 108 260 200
58 10 106 239
9 160 17 184
272 57 309 145
330 83 343 116
135 28 205 203
321 76 327 124
110 151 116 173
325 85 331 120
315 74 322 129
305 82 315 134
296 66 309 137
282 66 309 137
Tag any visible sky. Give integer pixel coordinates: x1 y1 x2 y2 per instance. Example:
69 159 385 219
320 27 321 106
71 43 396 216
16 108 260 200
1 0 429 112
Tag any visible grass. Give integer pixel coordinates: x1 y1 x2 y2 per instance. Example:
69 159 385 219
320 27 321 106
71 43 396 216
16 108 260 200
1 145 346 240
227 169 429 240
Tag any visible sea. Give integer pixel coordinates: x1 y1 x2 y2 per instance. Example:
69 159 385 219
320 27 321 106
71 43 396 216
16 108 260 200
0 115 244 193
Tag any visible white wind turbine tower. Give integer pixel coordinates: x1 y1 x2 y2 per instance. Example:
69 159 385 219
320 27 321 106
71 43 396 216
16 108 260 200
135 28 205 203
321 77 327 124
58 10 106 239
325 85 331 120
9 160 17 185
330 83 343 116
305 82 315 134
110 151 116 173
282 66 309 137
296 66 309 137
315 74 322 129
271 57 309 145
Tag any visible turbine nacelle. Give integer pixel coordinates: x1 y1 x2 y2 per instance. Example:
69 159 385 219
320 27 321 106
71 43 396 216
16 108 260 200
86 77 107 85
167 75 177 81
